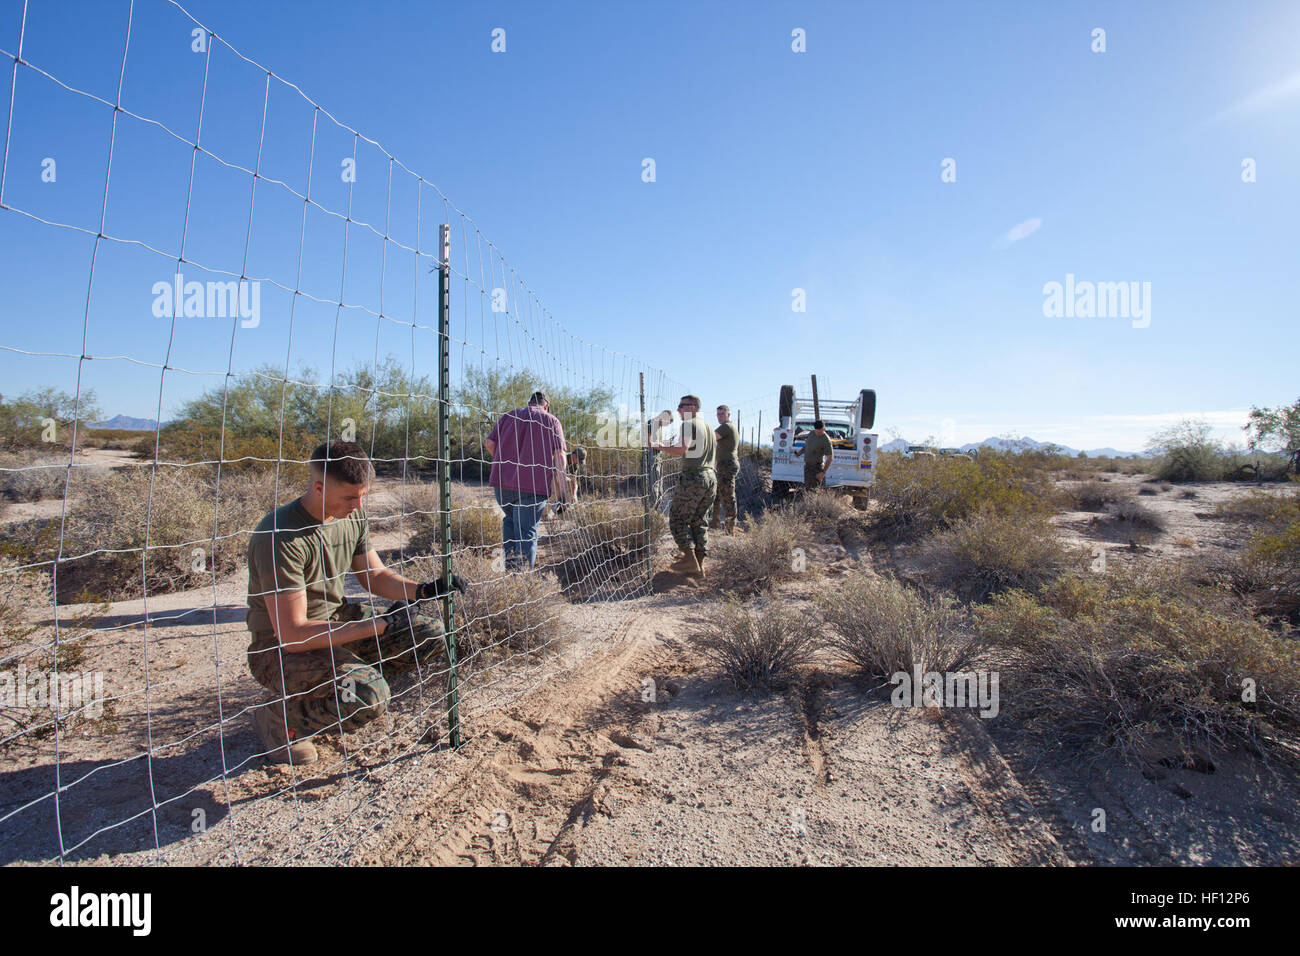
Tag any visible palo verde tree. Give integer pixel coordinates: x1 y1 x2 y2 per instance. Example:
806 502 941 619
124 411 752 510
1245 398 1300 474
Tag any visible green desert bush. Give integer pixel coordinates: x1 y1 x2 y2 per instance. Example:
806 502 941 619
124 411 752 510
401 484 503 554
691 596 819 691
2 468 282 601
869 453 1061 541
709 508 811 594
568 496 665 552
1073 479 1133 511
0 452 75 503
815 571 983 677
1 557 113 745
976 568 1300 765
790 489 853 525
1109 499 1167 533
1214 489 1300 533
410 549 564 664
920 508 1082 601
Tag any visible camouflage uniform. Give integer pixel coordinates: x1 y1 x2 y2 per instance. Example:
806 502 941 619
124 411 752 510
669 418 717 556
713 421 739 523
801 431 834 492
247 600 445 736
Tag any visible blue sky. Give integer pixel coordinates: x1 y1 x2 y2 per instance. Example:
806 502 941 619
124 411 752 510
1 0 1297 452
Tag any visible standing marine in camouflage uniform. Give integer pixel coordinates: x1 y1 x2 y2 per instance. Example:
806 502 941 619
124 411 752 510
246 440 464 765
651 395 715 576
795 420 834 494
710 404 740 534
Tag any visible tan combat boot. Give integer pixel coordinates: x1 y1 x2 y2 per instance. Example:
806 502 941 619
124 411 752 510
253 702 318 766
694 550 707 578
672 549 701 575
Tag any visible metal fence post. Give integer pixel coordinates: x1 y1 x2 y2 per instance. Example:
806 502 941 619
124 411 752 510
640 372 651 588
437 223 461 749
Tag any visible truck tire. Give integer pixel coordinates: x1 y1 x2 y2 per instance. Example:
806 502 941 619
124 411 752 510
858 389 876 430
779 385 795 420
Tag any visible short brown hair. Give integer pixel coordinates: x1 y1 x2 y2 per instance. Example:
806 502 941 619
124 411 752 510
679 395 701 408
716 404 730 412
308 441 372 487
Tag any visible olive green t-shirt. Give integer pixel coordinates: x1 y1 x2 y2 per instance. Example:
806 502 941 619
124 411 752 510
246 498 370 644
680 417 716 473
714 422 739 470
801 431 834 470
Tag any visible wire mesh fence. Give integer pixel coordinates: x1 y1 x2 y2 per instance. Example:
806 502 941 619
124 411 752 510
0 0 700 864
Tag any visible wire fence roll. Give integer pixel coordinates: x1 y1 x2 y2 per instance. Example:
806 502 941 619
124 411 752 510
0 0 691 865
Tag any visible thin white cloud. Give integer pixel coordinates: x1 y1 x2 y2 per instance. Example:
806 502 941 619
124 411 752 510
1006 218 1041 243
1204 70 1300 125
994 218 1041 250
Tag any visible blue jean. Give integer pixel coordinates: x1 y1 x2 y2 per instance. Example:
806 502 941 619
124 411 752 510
494 486 548 570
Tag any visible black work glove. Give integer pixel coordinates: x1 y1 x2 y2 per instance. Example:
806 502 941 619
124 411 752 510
373 599 417 636
416 576 467 601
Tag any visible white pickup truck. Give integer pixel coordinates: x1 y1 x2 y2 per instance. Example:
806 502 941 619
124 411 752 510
770 385 877 503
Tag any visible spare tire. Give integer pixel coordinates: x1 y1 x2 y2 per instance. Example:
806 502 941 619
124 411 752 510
779 385 795 420
858 389 876 429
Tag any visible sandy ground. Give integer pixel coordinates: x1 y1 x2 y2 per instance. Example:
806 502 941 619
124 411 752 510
347 585 1069 866
1051 473 1294 563
2 462 1298 865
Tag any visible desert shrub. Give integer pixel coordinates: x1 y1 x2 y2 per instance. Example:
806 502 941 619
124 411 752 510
568 496 665 552
869 454 1060 541
449 505 506 549
691 595 819 690
1073 479 1132 511
1225 521 1300 622
1 558 113 746
1147 420 1225 482
815 571 983 677
145 424 315 484
709 508 810 594
1137 486 1157 496
920 508 1081 602
400 484 505 554
1214 489 1300 532
1 458 69 503
409 550 564 664
976 569 1300 764
3 468 283 601
1109 499 1166 532
376 480 442 535
791 489 852 524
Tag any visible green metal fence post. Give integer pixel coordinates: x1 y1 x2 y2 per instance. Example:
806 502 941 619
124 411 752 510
437 223 461 749
640 372 651 588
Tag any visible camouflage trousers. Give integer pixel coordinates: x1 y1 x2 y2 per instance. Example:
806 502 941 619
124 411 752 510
247 600 446 736
713 464 738 521
804 464 826 492
670 468 716 555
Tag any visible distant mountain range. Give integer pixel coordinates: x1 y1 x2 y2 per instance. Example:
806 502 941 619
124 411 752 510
878 436 1140 458
87 416 166 431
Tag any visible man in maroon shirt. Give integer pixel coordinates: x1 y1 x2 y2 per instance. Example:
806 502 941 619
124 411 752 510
484 391 567 570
